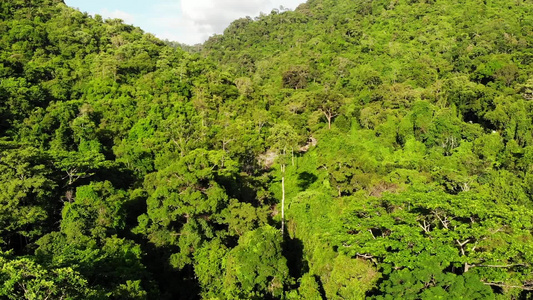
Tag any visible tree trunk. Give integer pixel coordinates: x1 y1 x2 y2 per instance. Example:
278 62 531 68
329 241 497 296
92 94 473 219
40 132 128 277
322 110 333 129
281 164 286 235
291 148 294 166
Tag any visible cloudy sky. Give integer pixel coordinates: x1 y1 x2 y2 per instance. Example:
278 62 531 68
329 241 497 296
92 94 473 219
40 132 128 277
64 0 305 45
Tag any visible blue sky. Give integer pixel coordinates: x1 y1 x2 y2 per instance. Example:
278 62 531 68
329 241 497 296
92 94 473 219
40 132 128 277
64 0 305 45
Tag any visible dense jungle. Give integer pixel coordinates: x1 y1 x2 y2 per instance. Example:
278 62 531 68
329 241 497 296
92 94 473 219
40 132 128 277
1 0 533 298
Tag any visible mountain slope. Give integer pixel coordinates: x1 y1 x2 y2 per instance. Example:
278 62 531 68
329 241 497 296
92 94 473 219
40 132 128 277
202 0 533 298
0 0 533 299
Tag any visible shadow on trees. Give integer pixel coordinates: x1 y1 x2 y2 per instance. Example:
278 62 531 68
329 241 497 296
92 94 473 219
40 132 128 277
283 237 309 281
90 164 137 190
297 171 318 191
218 170 275 206
139 243 201 300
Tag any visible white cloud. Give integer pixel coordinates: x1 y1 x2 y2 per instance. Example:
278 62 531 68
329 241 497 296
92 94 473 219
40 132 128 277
177 0 305 44
101 8 136 24
66 0 306 45
180 0 268 43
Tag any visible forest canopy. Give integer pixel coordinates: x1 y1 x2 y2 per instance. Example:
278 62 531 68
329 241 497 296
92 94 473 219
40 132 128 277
1 0 533 298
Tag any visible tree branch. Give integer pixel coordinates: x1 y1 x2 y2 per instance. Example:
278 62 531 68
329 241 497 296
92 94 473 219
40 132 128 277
474 263 528 268
434 211 450 229
481 281 533 291
356 253 374 259
418 220 431 233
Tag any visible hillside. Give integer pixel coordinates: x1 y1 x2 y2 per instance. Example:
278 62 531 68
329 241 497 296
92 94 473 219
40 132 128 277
1 0 533 299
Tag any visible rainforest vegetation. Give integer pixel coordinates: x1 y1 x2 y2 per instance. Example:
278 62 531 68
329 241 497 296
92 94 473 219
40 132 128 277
1 0 533 298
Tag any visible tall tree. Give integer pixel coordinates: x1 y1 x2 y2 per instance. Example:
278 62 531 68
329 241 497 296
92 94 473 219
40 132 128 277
267 123 299 235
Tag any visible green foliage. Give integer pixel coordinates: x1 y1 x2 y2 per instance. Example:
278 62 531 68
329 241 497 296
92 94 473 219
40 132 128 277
224 226 290 299
61 181 126 240
0 145 56 249
324 254 379 300
222 199 269 236
36 233 149 298
1 0 533 298
137 149 237 245
377 260 494 300
337 191 533 298
193 238 228 299
296 273 322 300
0 251 97 299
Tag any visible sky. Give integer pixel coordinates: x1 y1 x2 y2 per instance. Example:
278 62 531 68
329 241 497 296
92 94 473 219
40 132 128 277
64 0 305 45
